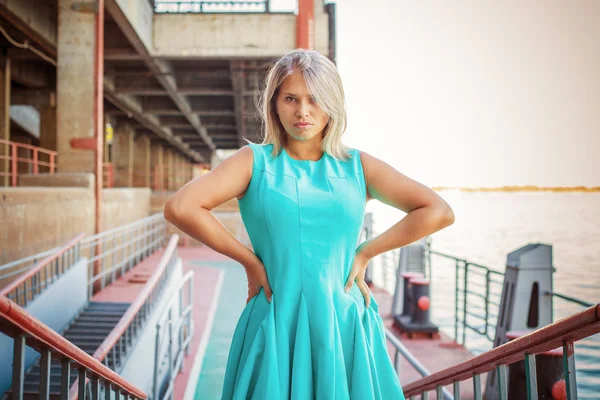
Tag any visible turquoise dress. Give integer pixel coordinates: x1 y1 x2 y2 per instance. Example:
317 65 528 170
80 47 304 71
221 143 405 400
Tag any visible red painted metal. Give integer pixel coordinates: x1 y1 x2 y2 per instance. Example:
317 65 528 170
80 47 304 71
0 139 56 186
70 235 178 399
92 234 179 362
103 163 114 188
409 278 430 286
0 295 146 399
11 143 16 187
402 303 600 396
296 0 314 49
0 233 85 298
70 137 97 150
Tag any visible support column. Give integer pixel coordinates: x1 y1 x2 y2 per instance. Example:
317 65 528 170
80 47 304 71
297 0 315 50
40 106 57 152
151 144 164 191
113 124 134 187
0 57 10 186
135 135 151 188
57 0 97 173
166 149 174 191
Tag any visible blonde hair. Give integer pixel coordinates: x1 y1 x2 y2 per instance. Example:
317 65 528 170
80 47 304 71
253 49 350 160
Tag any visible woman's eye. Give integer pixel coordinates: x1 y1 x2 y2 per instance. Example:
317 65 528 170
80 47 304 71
286 96 295 102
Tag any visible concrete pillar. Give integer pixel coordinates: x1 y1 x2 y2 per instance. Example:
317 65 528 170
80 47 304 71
166 149 174 191
40 106 57 152
151 144 164 191
57 0 96 173
0 57 10 186
113 124 134 187
134 135 151 188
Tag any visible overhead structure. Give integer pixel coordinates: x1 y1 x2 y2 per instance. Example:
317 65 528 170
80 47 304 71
0 0 336 167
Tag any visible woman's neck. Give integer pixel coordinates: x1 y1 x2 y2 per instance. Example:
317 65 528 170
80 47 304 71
284 137 324 161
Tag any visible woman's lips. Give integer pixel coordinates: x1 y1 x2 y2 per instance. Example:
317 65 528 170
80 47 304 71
294 123 312 128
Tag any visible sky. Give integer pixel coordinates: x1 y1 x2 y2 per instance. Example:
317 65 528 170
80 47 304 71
334 0 600 188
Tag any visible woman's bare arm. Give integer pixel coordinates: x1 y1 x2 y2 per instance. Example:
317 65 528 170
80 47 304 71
163 146 259 269
357 151 455 259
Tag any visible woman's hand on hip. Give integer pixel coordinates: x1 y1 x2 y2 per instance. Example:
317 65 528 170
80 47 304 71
344 248 372 308
245 257 273 304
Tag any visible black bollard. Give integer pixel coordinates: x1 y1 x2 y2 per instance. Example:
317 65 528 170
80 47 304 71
505 331 566 400
393 278 439 338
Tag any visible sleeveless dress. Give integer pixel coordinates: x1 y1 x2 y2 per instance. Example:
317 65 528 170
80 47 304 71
221 143 405 400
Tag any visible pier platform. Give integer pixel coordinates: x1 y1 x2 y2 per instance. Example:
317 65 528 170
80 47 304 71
91 245 482 399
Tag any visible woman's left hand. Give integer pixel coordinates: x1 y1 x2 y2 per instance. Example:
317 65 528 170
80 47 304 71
344 248 372 308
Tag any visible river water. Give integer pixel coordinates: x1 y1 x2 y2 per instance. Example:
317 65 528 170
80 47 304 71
369 192 600 398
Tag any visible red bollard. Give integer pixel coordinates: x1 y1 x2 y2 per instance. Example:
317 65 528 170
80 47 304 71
393 278 439 338
505 330 566 400
400 272 424 318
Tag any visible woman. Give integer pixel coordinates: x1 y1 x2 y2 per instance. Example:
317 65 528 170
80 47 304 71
164 49 455 399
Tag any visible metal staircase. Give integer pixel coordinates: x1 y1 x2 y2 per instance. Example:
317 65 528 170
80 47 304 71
2 302 131 399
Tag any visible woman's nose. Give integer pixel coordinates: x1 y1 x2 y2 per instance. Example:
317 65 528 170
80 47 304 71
296 103 310 117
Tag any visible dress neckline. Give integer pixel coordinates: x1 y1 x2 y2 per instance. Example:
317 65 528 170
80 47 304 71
282 146 326 164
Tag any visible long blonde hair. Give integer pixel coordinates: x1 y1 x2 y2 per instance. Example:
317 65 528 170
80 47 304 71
253 49 350 160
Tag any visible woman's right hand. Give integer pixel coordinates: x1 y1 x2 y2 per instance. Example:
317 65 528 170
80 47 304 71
245 258 273 304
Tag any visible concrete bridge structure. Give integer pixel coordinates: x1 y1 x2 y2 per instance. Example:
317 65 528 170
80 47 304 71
0 0 336 265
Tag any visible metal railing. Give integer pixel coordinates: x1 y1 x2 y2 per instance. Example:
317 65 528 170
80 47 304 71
401 303 600 399
82 213 167 298
385 328 453 400
0 295 147 399
103 162 114 188
0 138 57 186
154 0 276 14
0 234 85 307
427 250 504 347
71 234 180 399
153 270 195 400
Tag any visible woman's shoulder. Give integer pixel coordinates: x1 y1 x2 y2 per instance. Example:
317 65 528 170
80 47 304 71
243 142 276 170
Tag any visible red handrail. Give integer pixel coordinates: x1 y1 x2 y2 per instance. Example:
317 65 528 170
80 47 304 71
103 163 114 188
0 138 57 186
94 234 179 361
70 234 179 399
402 303 600 395
0 296 146 398
0 233 85 298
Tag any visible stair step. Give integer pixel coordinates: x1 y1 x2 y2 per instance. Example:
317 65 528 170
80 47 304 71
68 322 121 329
87 302 130 310
66 327 113 335
76 315 123 322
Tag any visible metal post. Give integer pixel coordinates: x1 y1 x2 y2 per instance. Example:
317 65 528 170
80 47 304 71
40 348 52 398
61 359 71 400
497 364 508 400
563 340 578 400
473 374 482 400
12 334 25 399
453 381 461 400
454 260 459 342
462 263 469 345
524 353 539 400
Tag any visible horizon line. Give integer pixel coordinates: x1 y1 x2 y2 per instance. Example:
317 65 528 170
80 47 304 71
431 185 600 193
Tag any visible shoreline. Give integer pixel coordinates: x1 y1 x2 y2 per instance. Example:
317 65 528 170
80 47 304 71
431 186 600 193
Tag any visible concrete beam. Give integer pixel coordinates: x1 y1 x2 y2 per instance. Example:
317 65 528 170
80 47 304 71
104 48 144 61
0 0 57 58
230 60 247 148
105 0 153 53
152 8 330 58
11 89 55 109
104 77 203 162
105 0 216 152
9 60 53 89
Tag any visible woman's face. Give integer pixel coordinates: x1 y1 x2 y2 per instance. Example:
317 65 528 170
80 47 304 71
275 72 328 143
